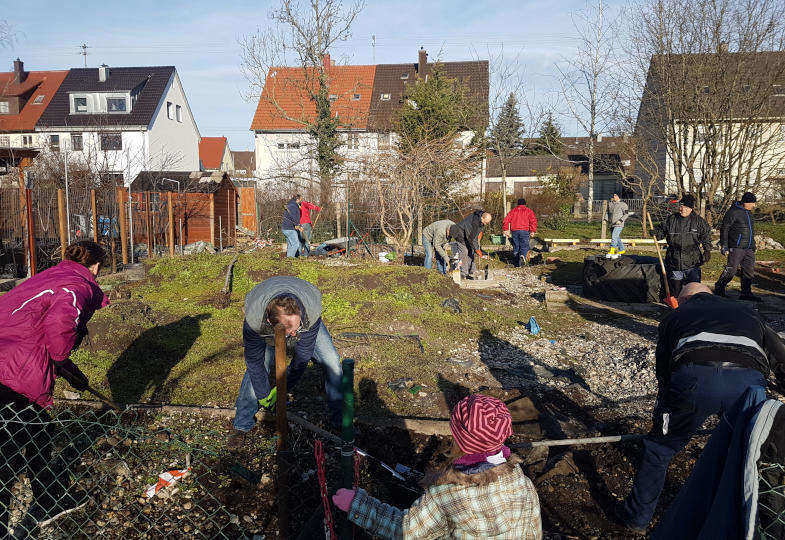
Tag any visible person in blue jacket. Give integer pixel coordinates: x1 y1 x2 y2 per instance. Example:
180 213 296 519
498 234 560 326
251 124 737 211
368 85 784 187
228 276 342 449
715 192 760 301
281 194 302 258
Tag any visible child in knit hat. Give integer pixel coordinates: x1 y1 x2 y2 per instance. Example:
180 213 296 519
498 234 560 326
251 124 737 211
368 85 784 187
332 394 542 539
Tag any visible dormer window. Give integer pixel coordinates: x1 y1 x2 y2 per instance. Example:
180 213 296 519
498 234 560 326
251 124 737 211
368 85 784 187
774 84 785 96
380 93 391 101
107 97 127 113
700 86 710 94
328 94 338 101
351 93 361 101
33 95 45 104
741 84 751 93
0 101 8 114
401 73 409 80
74 97 88 113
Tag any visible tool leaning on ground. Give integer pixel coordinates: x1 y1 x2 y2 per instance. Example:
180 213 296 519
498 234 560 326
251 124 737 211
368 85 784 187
647 213 679 309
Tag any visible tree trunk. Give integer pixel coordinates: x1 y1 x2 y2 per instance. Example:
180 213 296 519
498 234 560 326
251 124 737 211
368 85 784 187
642 200 649 238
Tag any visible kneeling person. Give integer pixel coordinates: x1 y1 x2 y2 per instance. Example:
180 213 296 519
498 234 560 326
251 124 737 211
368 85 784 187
229 276 342 449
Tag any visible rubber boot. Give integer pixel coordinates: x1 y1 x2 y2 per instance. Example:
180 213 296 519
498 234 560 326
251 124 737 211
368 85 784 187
714 271 733 297
739 278 762 302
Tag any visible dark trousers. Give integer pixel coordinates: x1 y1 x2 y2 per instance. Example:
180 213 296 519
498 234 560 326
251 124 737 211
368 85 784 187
0 385 59 535
622 364 766 528
666 266 701 298
715 248 755 293
510 230 531 267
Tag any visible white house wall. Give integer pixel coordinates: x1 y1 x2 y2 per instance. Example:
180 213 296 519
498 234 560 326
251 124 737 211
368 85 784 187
147 72 200 173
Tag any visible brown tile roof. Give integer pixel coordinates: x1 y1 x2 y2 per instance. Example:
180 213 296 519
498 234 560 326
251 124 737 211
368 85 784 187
251 65 376 131
199 136 227 170
486 155 578 178
37 66 176 128
367 60 488 132
130 170 233 193
231 150 255 173
0 70 68 132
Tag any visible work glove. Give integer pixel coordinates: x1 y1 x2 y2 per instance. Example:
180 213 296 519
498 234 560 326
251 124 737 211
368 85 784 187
332 488 357 512
721 246 728 256
55 359 89 391
258 387 277 411
701 250 711 265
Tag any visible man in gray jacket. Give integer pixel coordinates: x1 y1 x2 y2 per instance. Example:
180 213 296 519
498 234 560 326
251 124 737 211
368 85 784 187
229 276 343 449
422 219 455 274
607 194 631 258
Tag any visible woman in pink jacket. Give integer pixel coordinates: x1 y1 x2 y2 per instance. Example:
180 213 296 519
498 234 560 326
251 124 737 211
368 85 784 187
0 240 108 536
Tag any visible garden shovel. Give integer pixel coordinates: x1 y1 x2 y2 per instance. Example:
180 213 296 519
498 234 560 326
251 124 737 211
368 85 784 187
647 213 678 309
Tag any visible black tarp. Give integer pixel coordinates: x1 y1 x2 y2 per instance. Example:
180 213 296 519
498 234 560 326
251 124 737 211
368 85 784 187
582 254 662 303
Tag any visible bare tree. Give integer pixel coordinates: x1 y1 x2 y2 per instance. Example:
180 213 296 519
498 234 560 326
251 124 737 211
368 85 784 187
557 0 621 219
629 0 785 223
0 19 14 48
240 0 365 205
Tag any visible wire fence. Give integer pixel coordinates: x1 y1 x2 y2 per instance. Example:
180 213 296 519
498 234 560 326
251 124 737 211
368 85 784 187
757 461 785 538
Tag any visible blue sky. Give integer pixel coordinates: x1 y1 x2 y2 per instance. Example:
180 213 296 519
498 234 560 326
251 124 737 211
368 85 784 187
5 0 625 150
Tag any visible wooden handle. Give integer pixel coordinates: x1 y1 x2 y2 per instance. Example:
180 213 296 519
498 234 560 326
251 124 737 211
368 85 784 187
646 213 673 299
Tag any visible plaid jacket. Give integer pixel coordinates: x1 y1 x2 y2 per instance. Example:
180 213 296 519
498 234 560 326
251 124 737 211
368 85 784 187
347 457 542 539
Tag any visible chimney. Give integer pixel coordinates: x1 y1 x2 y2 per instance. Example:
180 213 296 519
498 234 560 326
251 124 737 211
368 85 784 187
13 58 26 84
99 64 108 82
719 42 729 53
418 47 428 74
322 54 331 69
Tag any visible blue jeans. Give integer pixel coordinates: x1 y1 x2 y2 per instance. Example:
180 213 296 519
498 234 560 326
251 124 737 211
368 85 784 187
298 223 312 257
623 363 766 528
422 234 447 274
510 230 531 267
282 228 301 258
233 321 343 431
611 226 624 251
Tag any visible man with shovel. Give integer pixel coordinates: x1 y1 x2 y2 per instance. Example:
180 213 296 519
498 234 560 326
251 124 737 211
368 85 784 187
616 282 785 534
229 276 343 450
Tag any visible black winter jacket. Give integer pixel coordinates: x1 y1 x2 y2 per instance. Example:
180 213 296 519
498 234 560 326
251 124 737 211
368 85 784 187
655 212 713 271
456 210 485 253
656 293 785 387
281 198 300 231
720 202 756 251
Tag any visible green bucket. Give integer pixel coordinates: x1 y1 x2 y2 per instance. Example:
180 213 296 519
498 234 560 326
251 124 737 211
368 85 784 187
490 234 505 245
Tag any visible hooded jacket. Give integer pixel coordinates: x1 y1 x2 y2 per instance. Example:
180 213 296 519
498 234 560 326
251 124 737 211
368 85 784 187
281 198 301 231
720 202 756 250
0 260 108 407
655 293 785 386
455 210 485 254
607 200 630 227
655 212 713 271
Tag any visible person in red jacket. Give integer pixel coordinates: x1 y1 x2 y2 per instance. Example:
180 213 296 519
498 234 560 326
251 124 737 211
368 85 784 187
502 198 538 267
297 199 321 257
0 240 108 535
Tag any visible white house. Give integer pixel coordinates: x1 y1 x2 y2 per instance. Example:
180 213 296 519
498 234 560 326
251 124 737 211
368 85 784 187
35 65 200 185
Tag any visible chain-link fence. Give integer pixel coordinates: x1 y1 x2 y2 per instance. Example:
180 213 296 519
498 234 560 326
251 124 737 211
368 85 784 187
757 460 785 538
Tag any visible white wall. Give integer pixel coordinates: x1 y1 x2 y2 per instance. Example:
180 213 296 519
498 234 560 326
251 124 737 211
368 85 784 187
147 71 200 173
0 132 41 148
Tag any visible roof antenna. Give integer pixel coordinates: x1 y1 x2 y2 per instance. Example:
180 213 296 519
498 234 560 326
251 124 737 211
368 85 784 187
372 35 376 64
80 43 89 67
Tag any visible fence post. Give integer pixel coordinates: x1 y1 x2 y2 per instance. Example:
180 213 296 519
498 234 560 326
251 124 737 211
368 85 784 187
335 204 342 239
144 192 153 258
274 324 289 538
601 200 608 239
219 216 223 252
117 187 128 265
417 206 423 245
340 358 355 539
24 187 36 276
57 189 67 260
168 192 175 257
209 193 216 247
90 189 98 242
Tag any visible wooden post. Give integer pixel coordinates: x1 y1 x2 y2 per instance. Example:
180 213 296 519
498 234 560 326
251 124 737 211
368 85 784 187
167 192 175 257
57 189 68 260
90 189 98 242
144 192 152 258
253 183 260 238
417 205 423 245
117 187 128 265
601 200 608 239
24 188 36 276
209 193 216 246
335 203 342 238
274 324 289 537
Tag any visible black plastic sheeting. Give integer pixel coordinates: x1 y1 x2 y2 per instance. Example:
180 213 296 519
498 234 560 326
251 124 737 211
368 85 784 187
582 254 663 303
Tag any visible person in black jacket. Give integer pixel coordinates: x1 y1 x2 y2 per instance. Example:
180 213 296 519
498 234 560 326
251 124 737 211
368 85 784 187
617 282 785 534
450 210 492 278
653 194 713 298
715 192 759 301
281 194 302 258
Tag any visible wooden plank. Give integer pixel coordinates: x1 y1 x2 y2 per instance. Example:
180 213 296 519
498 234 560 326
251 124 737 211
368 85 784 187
117 187 128 265
589 238 665 244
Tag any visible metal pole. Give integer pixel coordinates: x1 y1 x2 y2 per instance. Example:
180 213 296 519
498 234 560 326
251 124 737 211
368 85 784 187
179 218 184 253
128 186 134 264
90 189 98 242
274 324 289 538
57 189 67 259
219 215 223 252
340 358 355 539
64 148 71 244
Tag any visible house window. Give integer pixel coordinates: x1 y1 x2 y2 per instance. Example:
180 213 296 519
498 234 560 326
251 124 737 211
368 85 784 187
328 94 338 102
166 101 173 119
33 95 45 104
22 135 32 146
73 96 88 113
380 93 391 101
377 132 391 150
401 73 409 80
773 84 785 96
0 101 8 114
100 133 122 151
347 133 359 150
287 142 300 149
0 135 9 147
780 124 785 142
351 93 361 101
176 105 182 122
700 86 710 94
277 142 286 149
107 97 127 112
741 84 751 93
71 133 83 151
49 134 60 151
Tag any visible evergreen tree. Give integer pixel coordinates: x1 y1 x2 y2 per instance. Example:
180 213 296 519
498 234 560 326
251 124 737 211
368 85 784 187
533 113 565 155
490 93 525 156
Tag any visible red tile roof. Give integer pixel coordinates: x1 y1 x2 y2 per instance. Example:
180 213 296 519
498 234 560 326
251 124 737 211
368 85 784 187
251 65 376 131
199 136 227 170
0 70 68 132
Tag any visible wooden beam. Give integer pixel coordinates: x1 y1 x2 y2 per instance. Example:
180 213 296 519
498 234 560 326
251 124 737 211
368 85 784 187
57 189 67 259
167 192 175 257
90 189 98 242
116 187 128 265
